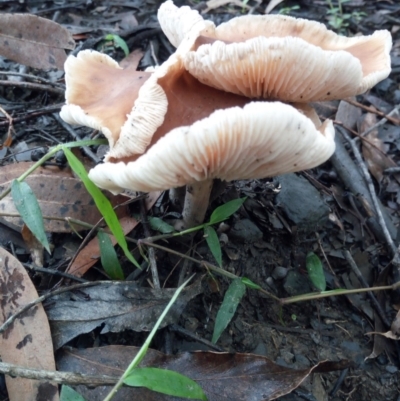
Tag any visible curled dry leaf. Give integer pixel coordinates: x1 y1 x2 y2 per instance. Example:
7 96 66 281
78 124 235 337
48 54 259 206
0 247 58 401
0 162 129 233
46 280 202 349
57 345 352 401
0 14 74 70
359 112 398 183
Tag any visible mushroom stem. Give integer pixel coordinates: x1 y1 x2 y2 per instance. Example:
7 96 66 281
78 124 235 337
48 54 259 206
182 179 214 228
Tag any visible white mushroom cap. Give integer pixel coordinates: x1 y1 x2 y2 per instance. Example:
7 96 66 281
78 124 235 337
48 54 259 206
157 0 215 49
88 101 335 194
158 2 392 101
59 50 166 159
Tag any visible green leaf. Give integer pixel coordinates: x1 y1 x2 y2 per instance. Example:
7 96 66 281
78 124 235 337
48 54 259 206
124 368 207 400
63 148 139 268
105 34 129 56
208 198 246 225
212 278 246 343
11 180 50 253
147 216 175 234
60 385 87 401
204 226 222 267
241 277 262 290
97 231 124 280
306 252 326 292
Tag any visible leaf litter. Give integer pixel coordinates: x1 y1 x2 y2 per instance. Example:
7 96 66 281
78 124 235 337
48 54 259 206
0 1 399 400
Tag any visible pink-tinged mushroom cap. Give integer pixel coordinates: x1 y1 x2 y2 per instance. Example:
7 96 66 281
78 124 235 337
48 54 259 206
88 101 335 194
60 50 167 159
159 2 392 102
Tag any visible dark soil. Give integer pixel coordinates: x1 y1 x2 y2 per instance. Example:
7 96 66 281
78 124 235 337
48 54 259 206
0 0 400 400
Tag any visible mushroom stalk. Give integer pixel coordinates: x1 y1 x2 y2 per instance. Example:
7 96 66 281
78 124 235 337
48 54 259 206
182 179 213 228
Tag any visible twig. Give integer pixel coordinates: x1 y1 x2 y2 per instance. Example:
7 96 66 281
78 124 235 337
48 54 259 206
23 263 87 283
337 125 396 256
0 71 65 89
53 113 101 164
0 104 63 127
170 324 225 351
139 199 160 289
0 361 117 386
0 80 64 95
344 99 400 125
360 104 400 137
139 239 280 301
343 250 390 328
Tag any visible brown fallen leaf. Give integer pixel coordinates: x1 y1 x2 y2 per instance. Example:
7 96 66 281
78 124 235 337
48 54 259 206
57 345 351 401
0 14 74 70
66 191 161 277
0 247 58 401
359 113 399 183
21 224 44 267
0 162 130 233
367 310 400 341
46 279 203 349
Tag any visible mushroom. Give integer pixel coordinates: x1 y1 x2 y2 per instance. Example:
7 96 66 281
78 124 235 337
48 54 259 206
88 101 335 228
60 1 391 228
60 48 250 162
159 1 392 101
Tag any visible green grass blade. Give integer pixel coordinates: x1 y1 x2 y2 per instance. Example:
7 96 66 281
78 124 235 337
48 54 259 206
60 385 87 401
306 252 326 291
204 226 222 267
63 148 139 268
105 34 129 56
11 180 50 254
124 368 207 400
212 278 246 343
97 231 124 280
241 277 262 290
208 198 246 225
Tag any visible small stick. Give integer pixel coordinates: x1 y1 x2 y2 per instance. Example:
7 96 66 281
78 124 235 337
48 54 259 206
343 250 390 328
344 99 400 125
140 199 160 289
0 361 117 386
0 80 64 95
338 125 396 256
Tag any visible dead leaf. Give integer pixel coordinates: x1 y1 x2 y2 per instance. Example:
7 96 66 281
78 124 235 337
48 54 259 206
335 99 362 130
46 280 203 349
265 0 284 14
0 162 130 233
359 113 399 183
0 247 58 401
57 346 351 401
66 191 161 277
21 224 44 267
0 14 75 70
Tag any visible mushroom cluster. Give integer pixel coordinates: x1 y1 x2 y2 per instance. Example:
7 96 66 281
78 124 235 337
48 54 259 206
60 1 392 228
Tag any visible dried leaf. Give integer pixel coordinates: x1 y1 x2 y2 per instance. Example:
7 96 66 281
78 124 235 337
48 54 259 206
0 162 129 233
21 224 44 267
66 192 161 277
0 14 75 70
57 346 351 401
359 113 398 183
46 280 203 349
0 247 58 401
